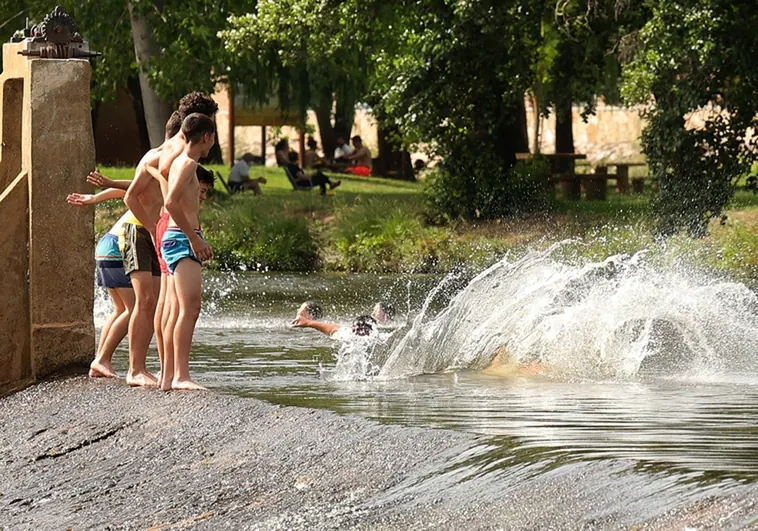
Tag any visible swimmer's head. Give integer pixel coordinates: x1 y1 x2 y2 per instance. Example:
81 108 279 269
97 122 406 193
298 300 323 320
352 315 377 336
196 165 215 202
371 302 395 324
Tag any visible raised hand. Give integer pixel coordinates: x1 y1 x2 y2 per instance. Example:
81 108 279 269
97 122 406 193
66 193 95 206
86 170 114 189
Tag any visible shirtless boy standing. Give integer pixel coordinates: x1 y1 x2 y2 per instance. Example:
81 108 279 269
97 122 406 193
120 93 218 387
117 118 182 387
161 113 215 390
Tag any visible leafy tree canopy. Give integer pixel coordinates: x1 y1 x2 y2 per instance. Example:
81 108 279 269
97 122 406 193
623 0 758 236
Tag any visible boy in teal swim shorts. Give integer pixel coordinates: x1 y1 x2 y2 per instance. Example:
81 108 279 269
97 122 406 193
67 188 135 379
161 113 216 391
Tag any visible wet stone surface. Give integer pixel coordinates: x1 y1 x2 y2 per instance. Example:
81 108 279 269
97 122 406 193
0 377 474 530
2 377 758 530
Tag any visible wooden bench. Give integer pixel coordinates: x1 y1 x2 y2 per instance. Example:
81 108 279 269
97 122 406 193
595 162 647 193
518 152 590 201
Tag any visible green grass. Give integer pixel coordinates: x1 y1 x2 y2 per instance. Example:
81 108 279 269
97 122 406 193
92 165 758 284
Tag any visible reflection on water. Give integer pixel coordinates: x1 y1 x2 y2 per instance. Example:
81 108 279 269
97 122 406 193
102 268 758 492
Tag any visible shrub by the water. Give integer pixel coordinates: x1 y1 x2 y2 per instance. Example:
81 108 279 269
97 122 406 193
202 200 318 271
423 158 552 223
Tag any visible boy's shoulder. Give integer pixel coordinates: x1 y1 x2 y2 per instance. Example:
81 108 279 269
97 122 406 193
137 147 161 168
170 153 196 169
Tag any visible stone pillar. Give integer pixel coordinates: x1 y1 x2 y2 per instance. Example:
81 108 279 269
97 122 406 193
0 38 96 391
27 59 95 378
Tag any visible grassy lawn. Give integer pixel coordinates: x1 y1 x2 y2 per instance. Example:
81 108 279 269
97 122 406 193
94 165 758 283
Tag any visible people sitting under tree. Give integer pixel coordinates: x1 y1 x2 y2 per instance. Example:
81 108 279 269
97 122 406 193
344 135 373 176
275 139 291 167
333 135 354 161
228 153 267 195
304 136 325 169
287 152 341 195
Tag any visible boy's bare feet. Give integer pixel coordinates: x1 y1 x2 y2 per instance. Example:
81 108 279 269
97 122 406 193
159 376 173 392
172 378 208 391
89 360 117 378
126 371 158 388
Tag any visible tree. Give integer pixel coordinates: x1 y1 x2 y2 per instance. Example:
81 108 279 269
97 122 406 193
371 0 541 219
221 0 384 158
128 1 173 148
2 1 254 149
624 0 758 236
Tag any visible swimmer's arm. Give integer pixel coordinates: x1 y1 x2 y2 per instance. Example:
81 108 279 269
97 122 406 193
87 171 131 190
291 318 340 336
124 165 158 233
66 188 125 206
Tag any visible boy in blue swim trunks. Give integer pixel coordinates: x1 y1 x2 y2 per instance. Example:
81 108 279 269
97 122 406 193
161 113 215 391
66 188 135 379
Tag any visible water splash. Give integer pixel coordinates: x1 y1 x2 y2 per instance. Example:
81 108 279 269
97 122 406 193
332 243 758 382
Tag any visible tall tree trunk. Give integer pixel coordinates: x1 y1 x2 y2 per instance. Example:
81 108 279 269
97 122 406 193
334 94 355 139
376 124 414 181
128 2 174 148
314 100 336 160
126 75 151 155
530 92 541 154
517 97 529 154
555 97 574 173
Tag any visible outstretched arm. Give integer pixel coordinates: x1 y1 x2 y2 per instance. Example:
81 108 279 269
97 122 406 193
124 164 158 234
67 188 126 206
291 317 340 336
87 171 131 190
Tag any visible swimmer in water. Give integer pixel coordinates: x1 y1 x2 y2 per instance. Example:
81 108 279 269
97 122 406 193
295 300 323 321
482 346 551 377
291 314 378 337
370 302 395 325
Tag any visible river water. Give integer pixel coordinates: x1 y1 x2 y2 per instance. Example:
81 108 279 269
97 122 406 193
101 247 758 526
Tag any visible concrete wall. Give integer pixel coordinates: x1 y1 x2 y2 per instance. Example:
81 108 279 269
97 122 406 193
0 43 95 391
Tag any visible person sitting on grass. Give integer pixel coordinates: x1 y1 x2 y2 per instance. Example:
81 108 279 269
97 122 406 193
333 135 354 161
286 152 341 195
229 153 267 195
304 136 326 169
344 136 372 177
275 139 291 167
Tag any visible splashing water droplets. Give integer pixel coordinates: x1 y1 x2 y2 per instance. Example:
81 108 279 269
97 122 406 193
330 242 758 383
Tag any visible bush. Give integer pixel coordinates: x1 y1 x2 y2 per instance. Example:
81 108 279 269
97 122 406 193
202 200 318 271
423 157 552 223
331 199 439 272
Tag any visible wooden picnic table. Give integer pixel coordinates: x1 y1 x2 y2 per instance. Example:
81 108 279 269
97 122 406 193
516 152 589 201
595 161 647 193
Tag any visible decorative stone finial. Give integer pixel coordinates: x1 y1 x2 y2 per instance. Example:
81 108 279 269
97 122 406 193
14 6 100 59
